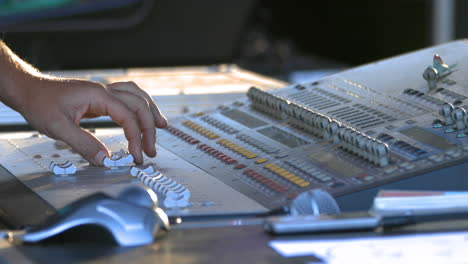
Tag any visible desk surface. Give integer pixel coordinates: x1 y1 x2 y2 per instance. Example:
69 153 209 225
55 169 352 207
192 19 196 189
2 219 468 264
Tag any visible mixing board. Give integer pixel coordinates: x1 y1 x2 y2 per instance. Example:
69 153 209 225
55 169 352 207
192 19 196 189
2 41 468 226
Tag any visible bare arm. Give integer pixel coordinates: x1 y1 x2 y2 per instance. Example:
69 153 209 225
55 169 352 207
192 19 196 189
0 41 167 165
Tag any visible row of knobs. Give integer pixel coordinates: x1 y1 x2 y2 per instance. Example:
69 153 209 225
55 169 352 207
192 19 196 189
130 166 191 208
247 87 289 119
248 87 336 140
247 87 389 166
439 103 468 130
49 152 192 208
287 102 338 141
49 150 135 175
337 127 389 167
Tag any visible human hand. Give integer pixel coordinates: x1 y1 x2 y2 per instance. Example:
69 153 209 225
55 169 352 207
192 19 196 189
14 77 167 165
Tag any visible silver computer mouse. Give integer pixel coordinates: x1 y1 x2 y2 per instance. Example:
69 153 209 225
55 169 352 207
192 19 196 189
10 186 169 247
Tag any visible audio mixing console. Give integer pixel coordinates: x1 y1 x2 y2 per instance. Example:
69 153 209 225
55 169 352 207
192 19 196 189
2 41 468 226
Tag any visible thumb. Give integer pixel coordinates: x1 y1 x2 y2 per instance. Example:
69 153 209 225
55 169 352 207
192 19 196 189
53 120 110 166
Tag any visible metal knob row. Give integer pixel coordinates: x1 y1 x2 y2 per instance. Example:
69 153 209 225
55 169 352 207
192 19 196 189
439 103 468 130
286 103 338 140
248 87 342 141
337 128 389 167
131 166 191 208
247 87 289 119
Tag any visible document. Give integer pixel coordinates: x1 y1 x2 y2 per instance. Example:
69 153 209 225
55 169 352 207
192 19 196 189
270 231 468 264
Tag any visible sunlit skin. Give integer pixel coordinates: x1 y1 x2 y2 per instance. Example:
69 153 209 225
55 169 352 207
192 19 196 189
0 41 167 165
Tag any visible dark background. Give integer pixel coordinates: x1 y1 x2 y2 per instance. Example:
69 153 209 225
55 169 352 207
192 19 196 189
0 0 452 80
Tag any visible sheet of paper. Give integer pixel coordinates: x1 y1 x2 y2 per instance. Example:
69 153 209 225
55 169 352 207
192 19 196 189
270 231 468 264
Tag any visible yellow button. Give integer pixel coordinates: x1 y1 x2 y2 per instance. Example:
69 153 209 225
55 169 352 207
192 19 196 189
279 171 290 177
264 163 276 169
195 112 205 116
225 142 235 148
231 145 241 151
217 139 227 144
299 182 310 187
274 168 286 174
289 176 300 182
293 178 305 185
282 173 294 179
255 158 268 164
246 153 258 159
238 149 249 155
209 134 219 139
271 166 281 171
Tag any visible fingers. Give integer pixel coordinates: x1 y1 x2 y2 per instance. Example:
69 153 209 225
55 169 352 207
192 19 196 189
107 81 168 128
97 93 145 164
49 118 110 166
110 89 157 158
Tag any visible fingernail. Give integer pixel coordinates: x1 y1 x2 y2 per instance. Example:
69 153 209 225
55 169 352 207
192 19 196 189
157 116 168 128
94 150 108 166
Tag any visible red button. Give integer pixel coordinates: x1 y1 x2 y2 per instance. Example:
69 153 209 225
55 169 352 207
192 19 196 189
266 180 277 187
226 158 237 164
356 173 369 180
243 169 255 176
261 178 273 185
252 172 263 179
207 148 216 154
235 164 246 169
276 187 288 193
202 146 211 151
252 173 264 180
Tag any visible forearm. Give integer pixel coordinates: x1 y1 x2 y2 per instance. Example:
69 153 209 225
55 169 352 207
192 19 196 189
0 40 44 112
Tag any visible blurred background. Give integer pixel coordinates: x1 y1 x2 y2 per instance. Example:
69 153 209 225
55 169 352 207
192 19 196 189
0 0 461 82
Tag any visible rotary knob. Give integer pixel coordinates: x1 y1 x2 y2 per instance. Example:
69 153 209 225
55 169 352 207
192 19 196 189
452 107 467 130
422 54 449 90
439 103 455 125
422 67 438 90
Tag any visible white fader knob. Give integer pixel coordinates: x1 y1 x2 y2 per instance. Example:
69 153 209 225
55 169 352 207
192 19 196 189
452 107 467 130
130 165 155 177
49 161 77 175
439 103 455 125
103 151 134 168
134 169 191 208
